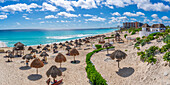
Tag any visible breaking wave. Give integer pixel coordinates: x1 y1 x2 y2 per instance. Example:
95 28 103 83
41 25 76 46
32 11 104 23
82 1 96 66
46 34 93 39
0 41 7 47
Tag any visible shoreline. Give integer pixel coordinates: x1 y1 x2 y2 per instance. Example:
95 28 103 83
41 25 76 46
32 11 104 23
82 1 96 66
0 30 117 48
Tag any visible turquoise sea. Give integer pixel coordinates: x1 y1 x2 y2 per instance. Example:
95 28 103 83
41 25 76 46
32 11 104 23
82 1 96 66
0 28 117 47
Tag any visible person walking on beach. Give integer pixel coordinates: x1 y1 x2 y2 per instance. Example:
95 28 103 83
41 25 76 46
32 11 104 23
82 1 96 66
26 60 29 66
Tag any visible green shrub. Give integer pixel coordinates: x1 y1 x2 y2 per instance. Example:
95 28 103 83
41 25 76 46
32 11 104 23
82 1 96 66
163 52 170 62
125 49 128 51
95 45 102 49
146 56 157 64
104 37 114 39
136 37 140 41
142 36 145 38
163 35 170 44
141 41 146 46
147 36 154 40
131 30 136 35
145 39 150 44
86 47 117 85
136 47 140 50
124 34 128 38
128 30 132 33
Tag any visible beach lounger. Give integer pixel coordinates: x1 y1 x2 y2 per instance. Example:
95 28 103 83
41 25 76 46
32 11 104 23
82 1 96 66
0 49 5 53
51 79 63 85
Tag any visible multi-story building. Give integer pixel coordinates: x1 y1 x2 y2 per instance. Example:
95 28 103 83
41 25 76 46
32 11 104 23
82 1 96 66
123 22 143 29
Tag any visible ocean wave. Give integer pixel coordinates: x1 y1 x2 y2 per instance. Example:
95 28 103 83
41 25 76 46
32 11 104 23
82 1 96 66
0 41 7 47
46 34 93 39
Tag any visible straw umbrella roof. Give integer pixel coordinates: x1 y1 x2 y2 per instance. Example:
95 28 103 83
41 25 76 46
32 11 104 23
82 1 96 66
83 39 86 42
40 52 49 57
70 48 79 56
53 43 57 45
65 41 69 43
79 39 82 42
62 44 66 46
8 54 14 58
42 47 48 51
115 33 120 37
151 24 166 28
31 49 38 53
46 65 62 78
46 44 50 47
67 43 73 46
14 42 24 46
28 46 33 50
6 50 12 53
142 23 150 28
37 45 41 49
85 40 90 43
110 50 127 61
53 45 58 49
70 40 73 42
59 42 62 45
103 43 112 48
66 46 72 51
22 54 33 60
30 58 44 68
55 53 66 63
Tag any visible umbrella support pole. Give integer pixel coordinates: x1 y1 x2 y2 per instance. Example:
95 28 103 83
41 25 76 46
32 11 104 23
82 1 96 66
37 68 38 74
60 63 61 68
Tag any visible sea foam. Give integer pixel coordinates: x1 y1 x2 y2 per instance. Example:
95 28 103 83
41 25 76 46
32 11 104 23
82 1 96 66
46 34 93 39
0 41 7 47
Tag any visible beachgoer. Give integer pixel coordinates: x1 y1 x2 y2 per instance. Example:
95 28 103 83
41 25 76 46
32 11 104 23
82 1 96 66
26 60 29 66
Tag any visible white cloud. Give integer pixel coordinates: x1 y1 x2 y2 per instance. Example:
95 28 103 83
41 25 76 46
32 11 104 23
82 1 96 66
105 4 114 9
104 0 133 7
72 0 97 9
123 12 145 17
130 18 136 21
22 15 30 20
109 16 128 23
163 0 170 2
57 12 79 17
0 0 19 3
16 22 20 25
0 3 41 13
40 21 45 24
45 15 58 19
85 16 106 21
144 18 150 22
49 0 74 11
162 16 169 20
41 2 58 12
136 1 170 11
151 14 158 18
0 15 7 19
83 14 94 17
111 12 121 16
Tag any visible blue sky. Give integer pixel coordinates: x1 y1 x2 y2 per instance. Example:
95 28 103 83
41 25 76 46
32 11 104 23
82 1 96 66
0 0 170 29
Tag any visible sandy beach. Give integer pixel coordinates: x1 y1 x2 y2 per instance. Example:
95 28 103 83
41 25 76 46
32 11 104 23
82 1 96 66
0 31 169 85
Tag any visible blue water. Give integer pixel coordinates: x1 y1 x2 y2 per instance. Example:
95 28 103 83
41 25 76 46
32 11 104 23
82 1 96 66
0 28 117 47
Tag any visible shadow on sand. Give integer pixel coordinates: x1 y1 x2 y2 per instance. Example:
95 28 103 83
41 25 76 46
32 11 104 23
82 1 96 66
28 74 42 81
116 67 134 77
71 60 80 64
19 66 31 70
59 67 67 72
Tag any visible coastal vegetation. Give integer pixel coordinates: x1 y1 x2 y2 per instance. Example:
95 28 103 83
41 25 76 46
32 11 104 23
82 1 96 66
85 46 114 85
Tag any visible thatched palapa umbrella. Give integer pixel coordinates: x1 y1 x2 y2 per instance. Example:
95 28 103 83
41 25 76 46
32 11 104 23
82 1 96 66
40 52 49 62
103 43 113 54
28 46 33 51
70 48 79 62
65 46 71 55
22 54 33 60
37 45 41 49
46 65 62 82
110 50 127 68
53 43 57 46
30 58 44 74
22 54 33 66
55 53 66 68
59 42 62 45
